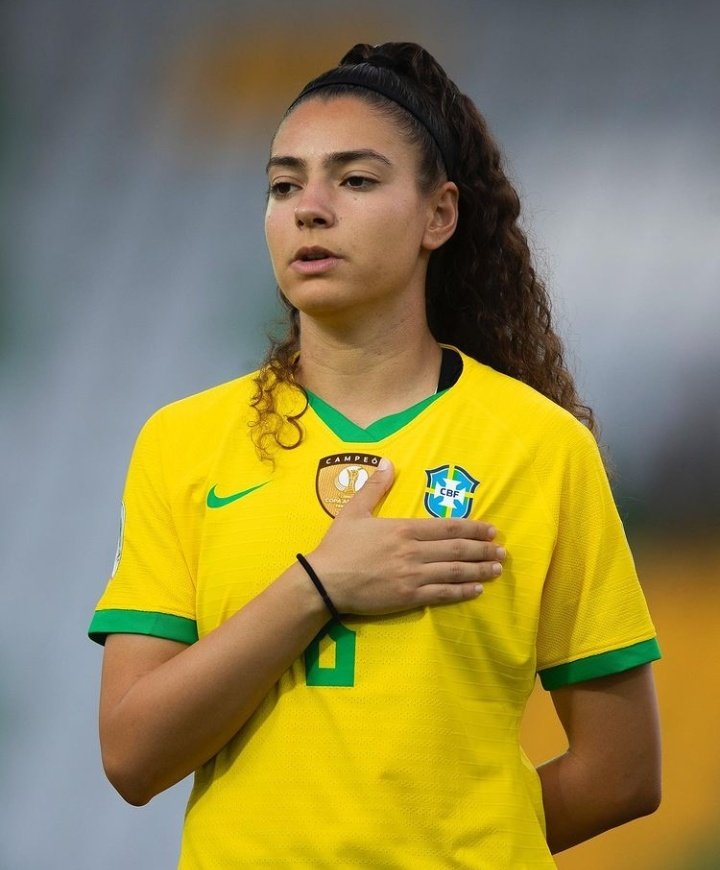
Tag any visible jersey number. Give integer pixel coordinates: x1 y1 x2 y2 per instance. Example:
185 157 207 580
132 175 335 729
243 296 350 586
304 622 356 687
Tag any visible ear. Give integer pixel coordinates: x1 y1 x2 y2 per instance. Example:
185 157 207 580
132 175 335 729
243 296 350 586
422 181 459 251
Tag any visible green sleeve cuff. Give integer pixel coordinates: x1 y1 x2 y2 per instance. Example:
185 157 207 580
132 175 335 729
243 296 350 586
539 637 661 690
88 609 198 646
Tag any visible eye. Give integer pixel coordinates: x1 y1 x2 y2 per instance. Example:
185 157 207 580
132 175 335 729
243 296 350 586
268 180 298 199
342 175 377 191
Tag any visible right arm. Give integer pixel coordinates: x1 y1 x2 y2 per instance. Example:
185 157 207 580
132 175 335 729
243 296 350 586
99 459 505 805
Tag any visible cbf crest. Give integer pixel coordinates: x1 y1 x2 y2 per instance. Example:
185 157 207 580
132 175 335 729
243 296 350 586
424 464 480 519
316 453 382 517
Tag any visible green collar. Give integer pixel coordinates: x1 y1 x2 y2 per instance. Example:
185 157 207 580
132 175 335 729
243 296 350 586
307 389 447 442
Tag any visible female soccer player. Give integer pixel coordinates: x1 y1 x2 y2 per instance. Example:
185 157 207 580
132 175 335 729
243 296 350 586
90 42 661 868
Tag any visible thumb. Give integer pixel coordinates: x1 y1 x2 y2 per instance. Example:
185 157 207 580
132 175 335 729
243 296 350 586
338 458 394 518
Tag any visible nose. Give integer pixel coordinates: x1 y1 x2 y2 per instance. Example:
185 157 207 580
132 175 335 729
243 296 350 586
294 184 335 229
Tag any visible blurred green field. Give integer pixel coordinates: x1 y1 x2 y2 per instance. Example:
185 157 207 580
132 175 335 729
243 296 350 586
521 537 720 869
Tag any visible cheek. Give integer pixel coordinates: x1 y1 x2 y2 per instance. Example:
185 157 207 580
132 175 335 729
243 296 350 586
264 204 276 240
263 215 287 285
367 196 426 252
264 209 283 257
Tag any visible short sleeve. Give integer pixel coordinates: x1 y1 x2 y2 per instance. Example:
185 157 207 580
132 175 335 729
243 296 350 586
88 410 198 645
536 426 660 689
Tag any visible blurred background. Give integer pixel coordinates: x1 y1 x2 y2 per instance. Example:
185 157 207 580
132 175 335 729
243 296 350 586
1 0 718 867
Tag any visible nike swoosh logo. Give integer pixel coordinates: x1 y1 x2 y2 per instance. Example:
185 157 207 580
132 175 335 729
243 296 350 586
206 481 270 508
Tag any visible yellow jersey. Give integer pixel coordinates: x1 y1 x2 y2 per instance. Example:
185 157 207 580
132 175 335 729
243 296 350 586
89 350 660 868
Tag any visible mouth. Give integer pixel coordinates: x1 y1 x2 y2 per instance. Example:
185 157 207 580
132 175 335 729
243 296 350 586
292 246 340 263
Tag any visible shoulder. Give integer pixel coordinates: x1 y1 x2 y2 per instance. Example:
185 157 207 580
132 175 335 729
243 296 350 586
127 372 262 472
119 372 270 501
138 372 258 438
457 351 596 454
153 371 259 427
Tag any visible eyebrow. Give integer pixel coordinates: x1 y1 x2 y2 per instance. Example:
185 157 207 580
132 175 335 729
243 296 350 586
266 149 392 174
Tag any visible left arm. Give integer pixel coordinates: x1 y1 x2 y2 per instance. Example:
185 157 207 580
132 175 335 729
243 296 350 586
538 663 661 854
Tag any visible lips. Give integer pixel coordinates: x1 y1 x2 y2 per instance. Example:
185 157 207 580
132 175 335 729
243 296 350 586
292 246 340 263
290 246 342 275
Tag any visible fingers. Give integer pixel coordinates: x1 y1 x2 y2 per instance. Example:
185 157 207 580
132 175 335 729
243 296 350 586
410 518 497 542
420 558 503 585
416 539 506 566
413 581 485 607
337 458 394 518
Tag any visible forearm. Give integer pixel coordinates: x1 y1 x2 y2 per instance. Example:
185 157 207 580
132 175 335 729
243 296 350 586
538 748 659 854
101 562 329 805
538 666 662 854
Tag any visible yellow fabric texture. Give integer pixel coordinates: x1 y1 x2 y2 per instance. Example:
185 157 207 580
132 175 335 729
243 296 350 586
90 352 658 868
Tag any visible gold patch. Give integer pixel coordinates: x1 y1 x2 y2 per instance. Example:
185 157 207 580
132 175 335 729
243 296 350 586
315 453 382 518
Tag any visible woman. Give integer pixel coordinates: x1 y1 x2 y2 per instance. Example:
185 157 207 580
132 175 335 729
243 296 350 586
90 42 661 868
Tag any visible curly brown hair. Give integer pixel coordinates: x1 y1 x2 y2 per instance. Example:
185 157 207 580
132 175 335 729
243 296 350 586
251 42 595 458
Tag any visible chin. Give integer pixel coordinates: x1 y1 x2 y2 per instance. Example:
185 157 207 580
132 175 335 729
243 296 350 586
283 285 356 317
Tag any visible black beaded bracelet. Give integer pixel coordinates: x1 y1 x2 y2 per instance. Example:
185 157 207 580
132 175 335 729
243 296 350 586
296 553 340 621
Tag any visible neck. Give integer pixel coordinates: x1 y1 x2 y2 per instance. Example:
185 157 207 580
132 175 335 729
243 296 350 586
296 311 442 429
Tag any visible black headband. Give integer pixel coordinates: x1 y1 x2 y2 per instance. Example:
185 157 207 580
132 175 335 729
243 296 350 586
288 67 457 179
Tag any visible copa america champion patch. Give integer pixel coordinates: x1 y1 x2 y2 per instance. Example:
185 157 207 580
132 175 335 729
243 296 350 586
424 464 480 519
316 453 382 517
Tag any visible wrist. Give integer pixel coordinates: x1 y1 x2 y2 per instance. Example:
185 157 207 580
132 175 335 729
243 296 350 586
277 562 332 625
296 553 340 620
